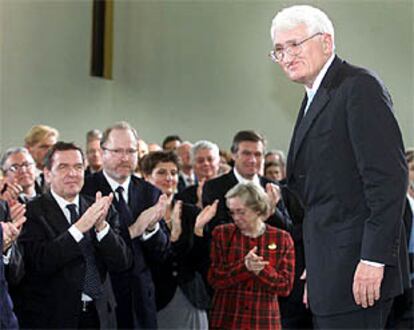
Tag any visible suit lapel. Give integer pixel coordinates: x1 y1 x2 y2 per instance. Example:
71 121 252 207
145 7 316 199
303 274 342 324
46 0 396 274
289 56 343 168
292 88 330 162
287 94 308 180
96 172 114 196
42 192 72 234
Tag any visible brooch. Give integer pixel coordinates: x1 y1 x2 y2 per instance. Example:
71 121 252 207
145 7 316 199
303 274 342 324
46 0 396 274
268 243 277 250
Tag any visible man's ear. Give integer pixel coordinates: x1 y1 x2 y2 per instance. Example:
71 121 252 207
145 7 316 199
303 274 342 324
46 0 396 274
322 33 334 55
43 168 51 185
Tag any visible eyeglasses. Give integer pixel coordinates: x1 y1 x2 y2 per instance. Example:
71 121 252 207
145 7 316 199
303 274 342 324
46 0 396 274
269 32 323 63
6 162 34 173
103 147 138 157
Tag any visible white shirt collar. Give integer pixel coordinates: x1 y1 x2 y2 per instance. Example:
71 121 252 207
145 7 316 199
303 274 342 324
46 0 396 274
50 189 80 224
407 193 414 212
305 53 335 98
233 168 262 188
102 170 131 202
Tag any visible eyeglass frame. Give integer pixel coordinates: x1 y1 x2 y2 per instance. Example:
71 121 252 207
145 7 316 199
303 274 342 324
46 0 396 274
6 162 35 173
102 147 138 157
269 32 323 63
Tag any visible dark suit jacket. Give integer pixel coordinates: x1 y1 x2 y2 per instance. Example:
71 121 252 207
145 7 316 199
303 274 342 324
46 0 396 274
176 184 199 205
82 171 170 329
286 56 409 316
0 201 25 287
0 224 19 329
202 171 292 235
15 192 131 328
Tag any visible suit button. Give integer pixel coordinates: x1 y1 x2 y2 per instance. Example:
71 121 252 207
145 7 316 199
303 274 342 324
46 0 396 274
172 271 178 277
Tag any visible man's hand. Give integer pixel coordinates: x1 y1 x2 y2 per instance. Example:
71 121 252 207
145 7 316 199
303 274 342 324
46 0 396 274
94 192 113 232
0 180 23 204
194 200 218 237
244 246 269 275
352 261 384 308
300 269 309 308
1 222 22 252
265 183 281 214
10 202 26 230
75 195 113 233
128 194 168 239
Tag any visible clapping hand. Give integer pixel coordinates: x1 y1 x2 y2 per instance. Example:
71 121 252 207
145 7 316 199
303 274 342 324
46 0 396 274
129 194 169 239
194 200 218 237
244 246 269 275
170 200 183 242
265 183 281 214
0 179 23 205
75 192 113 233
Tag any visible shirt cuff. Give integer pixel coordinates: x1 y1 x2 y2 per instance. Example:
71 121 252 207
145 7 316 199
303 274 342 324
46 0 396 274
69 225 84 243
95 222 110 241
141 223 160 241
361 259 384 267
3 247 12 265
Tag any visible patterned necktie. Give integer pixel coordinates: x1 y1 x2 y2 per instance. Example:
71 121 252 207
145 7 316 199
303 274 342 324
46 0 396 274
66 204 102 299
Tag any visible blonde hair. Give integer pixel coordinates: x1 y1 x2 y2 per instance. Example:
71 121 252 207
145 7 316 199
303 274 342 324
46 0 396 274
226 182 270 217
24 125 59 147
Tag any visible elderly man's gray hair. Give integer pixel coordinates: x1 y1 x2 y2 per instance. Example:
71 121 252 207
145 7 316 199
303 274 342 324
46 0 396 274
191 140 220 164
270 5 335 46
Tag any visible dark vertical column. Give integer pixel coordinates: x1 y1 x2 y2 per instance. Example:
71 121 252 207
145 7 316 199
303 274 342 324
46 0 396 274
91 0 113 79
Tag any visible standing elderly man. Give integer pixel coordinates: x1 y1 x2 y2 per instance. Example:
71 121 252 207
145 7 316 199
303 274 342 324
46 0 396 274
270 5 408 328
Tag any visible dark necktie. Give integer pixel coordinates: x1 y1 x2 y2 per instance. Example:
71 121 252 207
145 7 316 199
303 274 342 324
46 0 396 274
66 204 102 299
115 186 134 227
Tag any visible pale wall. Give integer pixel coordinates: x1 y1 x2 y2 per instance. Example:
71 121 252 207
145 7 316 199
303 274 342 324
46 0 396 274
0 0 413 152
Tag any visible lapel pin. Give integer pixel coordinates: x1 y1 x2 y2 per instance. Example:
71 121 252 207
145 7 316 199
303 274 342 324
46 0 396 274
268 243 277 250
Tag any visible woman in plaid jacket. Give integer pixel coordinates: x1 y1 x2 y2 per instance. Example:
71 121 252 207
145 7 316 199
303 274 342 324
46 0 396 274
208 182 295 330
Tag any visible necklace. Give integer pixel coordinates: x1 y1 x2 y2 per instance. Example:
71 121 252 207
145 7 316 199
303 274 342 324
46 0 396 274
242 222 266 238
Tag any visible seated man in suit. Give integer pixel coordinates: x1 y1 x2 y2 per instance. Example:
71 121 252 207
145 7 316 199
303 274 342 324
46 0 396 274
1 147 38 202
176 141 195 192
82 121 170 329
16 142 131 329
85 129 103 176
162 134 182 152
203 130 292 234
177 140 221 208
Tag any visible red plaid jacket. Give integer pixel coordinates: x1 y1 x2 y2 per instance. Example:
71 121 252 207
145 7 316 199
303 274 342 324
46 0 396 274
208 223 295 330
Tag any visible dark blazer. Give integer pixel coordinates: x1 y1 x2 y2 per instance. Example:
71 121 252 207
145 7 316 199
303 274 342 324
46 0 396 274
202 171 292 235
15 192 131 328
82 171 170 329
286 56 409 316
0 201 25 287
153 201 211 311
176 184 199 205
0 224 19 329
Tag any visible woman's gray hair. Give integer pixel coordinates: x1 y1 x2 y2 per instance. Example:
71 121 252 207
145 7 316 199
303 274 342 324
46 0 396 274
270 5 335 47
191 140 220 164
225 182 270 218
